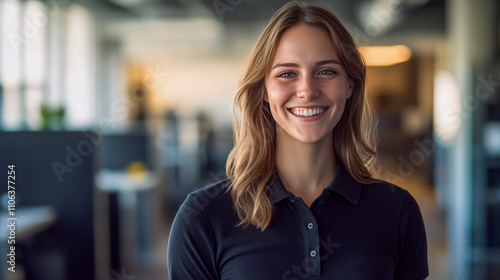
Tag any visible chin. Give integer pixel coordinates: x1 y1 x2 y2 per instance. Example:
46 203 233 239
276 123 333 144
292 130 329 144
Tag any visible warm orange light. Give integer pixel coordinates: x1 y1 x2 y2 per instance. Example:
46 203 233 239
359 45 412 66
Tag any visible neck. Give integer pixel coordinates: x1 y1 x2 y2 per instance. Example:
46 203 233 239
275 128 336 197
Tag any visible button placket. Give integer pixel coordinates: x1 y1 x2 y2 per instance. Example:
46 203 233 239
292 198 321 277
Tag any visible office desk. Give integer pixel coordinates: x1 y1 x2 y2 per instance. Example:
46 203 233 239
95 169 157 269
0 207 57 280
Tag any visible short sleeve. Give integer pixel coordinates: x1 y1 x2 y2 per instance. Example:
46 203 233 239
393 193 429 280
167 194 219 280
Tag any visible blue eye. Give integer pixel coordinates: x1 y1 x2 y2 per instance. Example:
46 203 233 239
318 69 337 75
277 72 296 78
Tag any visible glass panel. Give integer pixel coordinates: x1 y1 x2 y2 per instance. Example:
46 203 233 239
2 87 21 129
25 87 42 129
65 5 96 128
24 0 46 87
1 0 21 129
1 0 21 87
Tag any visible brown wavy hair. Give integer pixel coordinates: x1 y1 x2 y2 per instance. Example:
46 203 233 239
226 1 378 231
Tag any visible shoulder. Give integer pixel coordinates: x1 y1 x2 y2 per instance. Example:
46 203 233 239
186 178 232 209
168 182 228 280
367 178 411 195
175 178 234 224
364 179 409 196
359 179 419 212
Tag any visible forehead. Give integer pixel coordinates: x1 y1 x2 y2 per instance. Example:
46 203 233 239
272 23 340 63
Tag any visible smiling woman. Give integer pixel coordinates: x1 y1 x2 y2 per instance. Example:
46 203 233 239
265 23 353 144
167 1 429 279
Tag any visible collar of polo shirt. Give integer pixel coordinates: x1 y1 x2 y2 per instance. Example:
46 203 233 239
270 162 362 205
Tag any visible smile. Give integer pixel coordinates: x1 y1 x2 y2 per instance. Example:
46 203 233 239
289 107 327 117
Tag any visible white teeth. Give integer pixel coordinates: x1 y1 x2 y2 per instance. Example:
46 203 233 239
291 108 325 117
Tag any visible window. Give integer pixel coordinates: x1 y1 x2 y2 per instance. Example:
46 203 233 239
1 0 22 130
0 0 97 130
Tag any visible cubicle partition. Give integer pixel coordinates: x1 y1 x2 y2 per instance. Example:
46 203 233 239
0 131 101 280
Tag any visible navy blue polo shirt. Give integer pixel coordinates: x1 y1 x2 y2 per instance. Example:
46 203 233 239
167 163 429 280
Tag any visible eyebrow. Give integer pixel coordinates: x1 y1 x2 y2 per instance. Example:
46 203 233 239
271 59 342 70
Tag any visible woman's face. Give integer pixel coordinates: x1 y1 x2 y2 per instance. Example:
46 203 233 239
265 23 353 144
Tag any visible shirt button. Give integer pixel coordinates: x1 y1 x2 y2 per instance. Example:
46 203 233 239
318 200 325 205
310 250 317 257
307 223 314 229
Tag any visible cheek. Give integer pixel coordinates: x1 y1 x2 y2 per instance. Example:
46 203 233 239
321 82 350 100
267 83 293 105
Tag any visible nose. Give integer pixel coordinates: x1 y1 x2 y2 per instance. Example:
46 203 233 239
296 74 319 100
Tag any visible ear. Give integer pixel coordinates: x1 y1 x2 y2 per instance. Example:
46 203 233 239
346 78 354 99
263 86 269 102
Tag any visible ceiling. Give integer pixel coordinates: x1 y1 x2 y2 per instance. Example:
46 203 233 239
80 0 447 59
89 0 445 38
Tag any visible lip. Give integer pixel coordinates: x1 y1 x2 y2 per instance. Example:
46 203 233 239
287 105 329 112
287 106 329 122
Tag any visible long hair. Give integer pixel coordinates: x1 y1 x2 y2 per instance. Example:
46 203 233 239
226 1 378 231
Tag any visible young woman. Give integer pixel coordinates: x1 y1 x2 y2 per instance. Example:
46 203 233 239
167 1 429 279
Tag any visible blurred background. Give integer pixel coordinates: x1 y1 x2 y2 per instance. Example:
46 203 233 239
0 0 498 279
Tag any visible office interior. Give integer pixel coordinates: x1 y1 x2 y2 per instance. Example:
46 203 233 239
0 0 499 279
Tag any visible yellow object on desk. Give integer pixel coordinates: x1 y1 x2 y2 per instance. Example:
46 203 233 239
125 161 148 182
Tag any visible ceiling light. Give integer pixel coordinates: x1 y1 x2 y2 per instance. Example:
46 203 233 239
359 45 412 66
